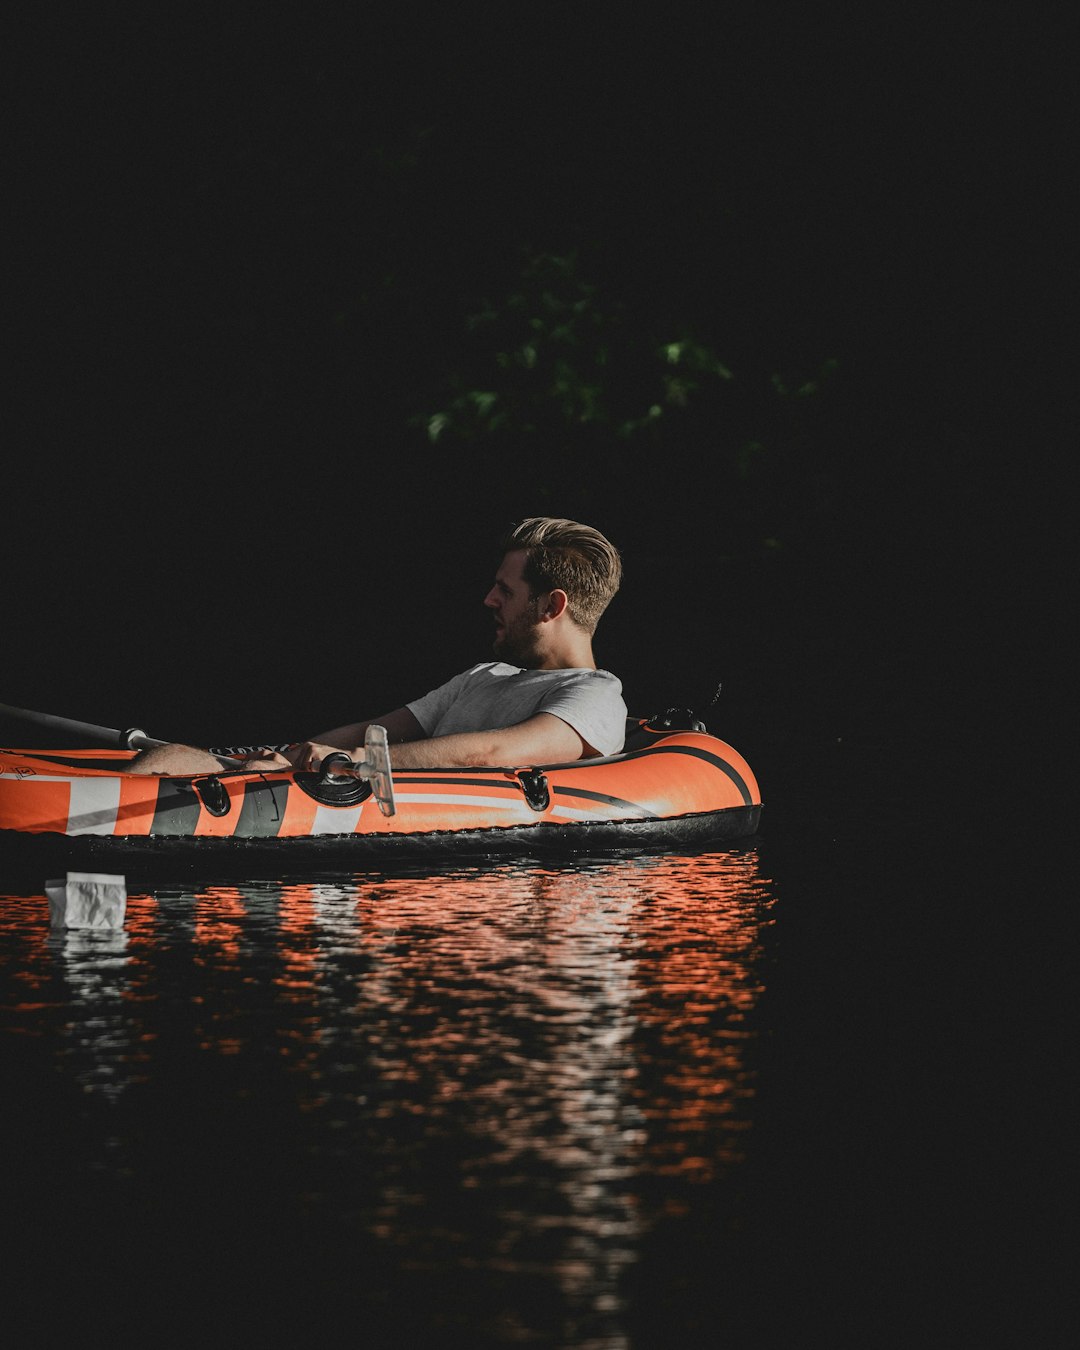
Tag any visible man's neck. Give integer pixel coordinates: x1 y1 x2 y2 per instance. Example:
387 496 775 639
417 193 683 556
530 638 597 671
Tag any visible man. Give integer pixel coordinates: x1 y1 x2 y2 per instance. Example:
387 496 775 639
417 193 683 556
128 517 626 774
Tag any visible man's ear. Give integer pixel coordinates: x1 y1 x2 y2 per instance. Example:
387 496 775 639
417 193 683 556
543 589 570 621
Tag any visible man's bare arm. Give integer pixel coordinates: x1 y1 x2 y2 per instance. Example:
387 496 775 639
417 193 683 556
384 712 589 768
310 707 425 748
127 708 426 775
273 712 591 772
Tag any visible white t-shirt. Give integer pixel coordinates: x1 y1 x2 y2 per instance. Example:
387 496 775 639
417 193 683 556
407 662 627 757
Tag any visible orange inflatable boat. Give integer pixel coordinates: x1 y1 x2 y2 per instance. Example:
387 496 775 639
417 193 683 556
0 710 762 869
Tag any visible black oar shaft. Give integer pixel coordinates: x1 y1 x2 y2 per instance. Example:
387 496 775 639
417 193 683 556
0 702 166 750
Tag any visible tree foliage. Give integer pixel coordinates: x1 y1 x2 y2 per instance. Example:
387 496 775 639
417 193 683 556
408 248 839 552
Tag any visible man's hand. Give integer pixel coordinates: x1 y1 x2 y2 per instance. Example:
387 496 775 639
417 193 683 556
241 742 340 771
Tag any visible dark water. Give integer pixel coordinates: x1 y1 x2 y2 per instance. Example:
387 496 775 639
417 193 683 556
1 738 1061 1347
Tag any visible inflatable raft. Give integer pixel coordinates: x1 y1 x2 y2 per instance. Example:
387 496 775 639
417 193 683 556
0 711 762 869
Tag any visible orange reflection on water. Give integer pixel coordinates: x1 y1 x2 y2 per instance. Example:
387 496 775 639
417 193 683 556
312 848 774 1326
192 885 246 961
3 849 776 1340
275 883 319 992
626 850 774 1186
336 850 772 1195
131 851 773 1192
137 851 773 1200
274 883 325 1102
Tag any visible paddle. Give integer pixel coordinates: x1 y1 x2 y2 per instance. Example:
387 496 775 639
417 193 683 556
0 701 167 750
0 701 397 816
320 725 397 817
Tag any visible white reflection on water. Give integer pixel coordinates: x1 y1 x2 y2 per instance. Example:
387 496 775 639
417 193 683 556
344 868 647 1335
49 928 132 1101
43 897 162 1103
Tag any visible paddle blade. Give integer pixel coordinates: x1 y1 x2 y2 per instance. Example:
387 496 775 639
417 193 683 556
364 724 396 817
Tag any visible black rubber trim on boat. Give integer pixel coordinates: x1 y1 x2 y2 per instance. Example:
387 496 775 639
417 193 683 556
292 771 373 808
385 746 753 803
551 784 659 818
395 774 519 789
640 744 755 805
5 804 763 875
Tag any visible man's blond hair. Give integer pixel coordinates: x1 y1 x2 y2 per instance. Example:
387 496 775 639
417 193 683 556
500 518 622 634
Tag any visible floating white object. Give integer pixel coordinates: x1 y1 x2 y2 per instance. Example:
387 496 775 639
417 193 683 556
46 872 127 929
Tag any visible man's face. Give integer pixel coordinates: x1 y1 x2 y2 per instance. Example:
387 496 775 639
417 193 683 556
484 549 545 666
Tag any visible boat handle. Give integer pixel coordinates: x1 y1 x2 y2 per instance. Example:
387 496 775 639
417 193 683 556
516 768 550 812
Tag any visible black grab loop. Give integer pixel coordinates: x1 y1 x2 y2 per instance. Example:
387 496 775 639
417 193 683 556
191 775 232 817
516 768 550 812
293 752 373 807
646 707 708 734
624 707 709 750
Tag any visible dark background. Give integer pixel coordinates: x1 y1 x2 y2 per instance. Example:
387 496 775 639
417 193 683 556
2 5 1067 758
1 10 1072 1342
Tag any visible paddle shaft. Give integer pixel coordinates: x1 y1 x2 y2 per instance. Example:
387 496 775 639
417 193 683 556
0 702 167 750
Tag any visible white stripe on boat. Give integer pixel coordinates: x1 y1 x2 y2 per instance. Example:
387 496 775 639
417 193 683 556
311 802 366 835
393 792 525 812
395 794 648 821
32 775 122 836
548 803 649 821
